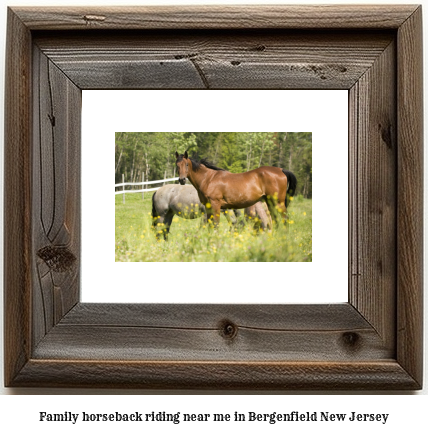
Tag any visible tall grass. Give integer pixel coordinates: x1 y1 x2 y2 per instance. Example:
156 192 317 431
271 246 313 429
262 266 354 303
115 191 311 262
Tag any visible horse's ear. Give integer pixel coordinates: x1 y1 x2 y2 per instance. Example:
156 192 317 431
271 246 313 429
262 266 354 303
184 150 188 159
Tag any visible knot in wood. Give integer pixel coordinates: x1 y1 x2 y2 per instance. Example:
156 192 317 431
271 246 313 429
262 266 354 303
37 245 76 272
378 122 393 149
341 332 361 350
219 320 238 340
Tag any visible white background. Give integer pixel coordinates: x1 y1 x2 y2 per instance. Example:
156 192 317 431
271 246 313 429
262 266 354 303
82 90 348 304
0 0 426 427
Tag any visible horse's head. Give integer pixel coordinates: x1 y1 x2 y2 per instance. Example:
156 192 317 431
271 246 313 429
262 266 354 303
175 151 190 185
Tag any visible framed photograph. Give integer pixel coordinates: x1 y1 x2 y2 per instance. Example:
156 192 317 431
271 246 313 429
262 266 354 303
4 5 423 389
84 90 347 305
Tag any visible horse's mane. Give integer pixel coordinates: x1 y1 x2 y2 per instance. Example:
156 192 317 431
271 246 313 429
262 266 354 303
195 158 226 172
177 153 226 172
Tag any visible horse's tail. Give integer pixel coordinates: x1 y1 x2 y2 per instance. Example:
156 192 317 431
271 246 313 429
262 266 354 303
282 170 297 207
151 191 158 229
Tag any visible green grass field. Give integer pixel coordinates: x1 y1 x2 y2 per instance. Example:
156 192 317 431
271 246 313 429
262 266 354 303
115 190 312 262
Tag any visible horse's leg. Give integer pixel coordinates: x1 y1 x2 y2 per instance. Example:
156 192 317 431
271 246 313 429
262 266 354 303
152 191 174 239
209 201 222 228
277 189 289 225
203 202 215 228
152 198 166 240
244 205 258 230
262 202 273 231
252 202 272 231
245 205 257 219
265 196 280 226
264 196 277 226
162 210 175 240
153 213 164 240
153 212 171 240
265 194 287 226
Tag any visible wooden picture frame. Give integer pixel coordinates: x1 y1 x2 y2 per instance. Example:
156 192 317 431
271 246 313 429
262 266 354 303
4 5 423 390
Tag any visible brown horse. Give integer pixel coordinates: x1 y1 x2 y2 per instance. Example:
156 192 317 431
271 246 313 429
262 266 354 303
175 151 296 226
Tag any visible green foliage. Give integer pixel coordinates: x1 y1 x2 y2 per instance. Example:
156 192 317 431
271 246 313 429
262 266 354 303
115 132 197 183
116 131 312 198
115 193 312 262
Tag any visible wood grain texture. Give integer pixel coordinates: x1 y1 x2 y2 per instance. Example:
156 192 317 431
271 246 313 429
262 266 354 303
3 8 32 388
60 303 370 329
31 47 81 348
35 31 393 90
32 304 391 362
12 5 419 30
349 40 397 351
12 361 418 390
4 5 423 390
396 6 424 387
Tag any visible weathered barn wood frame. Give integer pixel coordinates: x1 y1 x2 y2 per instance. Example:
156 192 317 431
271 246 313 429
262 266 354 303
4 5 423 389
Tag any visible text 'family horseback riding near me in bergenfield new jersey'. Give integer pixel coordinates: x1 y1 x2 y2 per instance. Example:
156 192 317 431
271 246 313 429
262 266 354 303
38 410 389 425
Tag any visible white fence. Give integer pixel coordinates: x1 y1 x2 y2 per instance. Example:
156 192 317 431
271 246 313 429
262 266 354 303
115 176 179 202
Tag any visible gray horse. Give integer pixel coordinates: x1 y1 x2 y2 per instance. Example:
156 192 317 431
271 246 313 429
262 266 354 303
151 184 271 240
